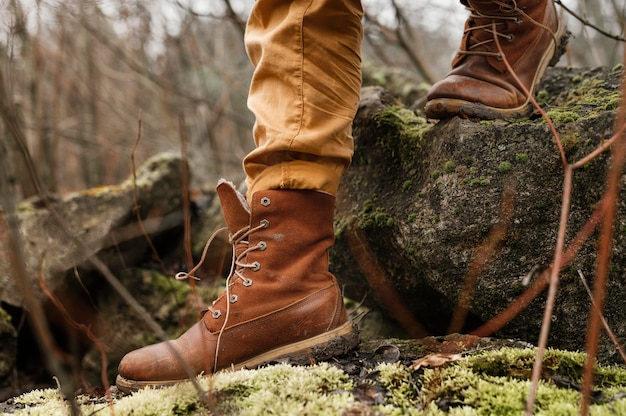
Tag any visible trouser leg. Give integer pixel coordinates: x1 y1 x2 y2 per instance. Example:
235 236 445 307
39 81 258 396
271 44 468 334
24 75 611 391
243 0 363 199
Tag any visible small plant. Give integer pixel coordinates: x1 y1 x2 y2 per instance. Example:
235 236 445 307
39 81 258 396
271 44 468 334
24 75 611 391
498 161 512 173
515 153 529 163
444 160 456 174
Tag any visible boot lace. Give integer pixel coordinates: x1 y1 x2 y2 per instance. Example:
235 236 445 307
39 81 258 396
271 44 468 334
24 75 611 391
175 219 269 371
460 0 558 60
176 219 269 305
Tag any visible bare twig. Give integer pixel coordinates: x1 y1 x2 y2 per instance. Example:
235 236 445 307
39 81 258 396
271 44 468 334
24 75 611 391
345 220 429 338
390 0 437 85
37 256 112 406
577 270 626 364
471 196 607 337
0 63 40 198
555 0 626 42
580 44 626 416
130 113 168 274
0 150 77 412
526 166 572 416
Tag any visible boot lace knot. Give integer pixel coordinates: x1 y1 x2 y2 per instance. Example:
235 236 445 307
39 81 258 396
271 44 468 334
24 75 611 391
175 219 270 324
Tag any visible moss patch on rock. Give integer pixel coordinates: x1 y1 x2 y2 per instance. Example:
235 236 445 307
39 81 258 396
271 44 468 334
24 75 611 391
375 106 431 171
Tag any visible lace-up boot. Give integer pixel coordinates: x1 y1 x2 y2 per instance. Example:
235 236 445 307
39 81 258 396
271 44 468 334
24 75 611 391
116 181 358 393
425 0 566 120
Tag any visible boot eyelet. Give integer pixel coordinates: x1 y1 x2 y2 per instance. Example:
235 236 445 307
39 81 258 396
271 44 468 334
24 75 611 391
260 219 270 228
507 34 515 42
260 197 271 207
243 278 253 287
251 261 261 271
212 310 222 319
229 294 238 303
257 241 267 250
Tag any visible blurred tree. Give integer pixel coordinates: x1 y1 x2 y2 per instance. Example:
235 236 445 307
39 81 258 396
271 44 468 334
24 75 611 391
0 0 623 199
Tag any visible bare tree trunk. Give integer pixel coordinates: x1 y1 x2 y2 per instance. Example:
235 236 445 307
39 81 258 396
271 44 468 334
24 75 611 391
0 65 38 199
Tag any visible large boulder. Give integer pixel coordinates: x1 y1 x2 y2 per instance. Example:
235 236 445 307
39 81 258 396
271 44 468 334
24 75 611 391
332 66 626 362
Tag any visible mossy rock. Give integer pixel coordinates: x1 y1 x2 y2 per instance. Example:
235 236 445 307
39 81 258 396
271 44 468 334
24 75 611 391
333 67 626 361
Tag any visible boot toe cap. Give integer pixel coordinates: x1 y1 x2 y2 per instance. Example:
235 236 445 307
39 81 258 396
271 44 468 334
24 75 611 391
118 342 185 382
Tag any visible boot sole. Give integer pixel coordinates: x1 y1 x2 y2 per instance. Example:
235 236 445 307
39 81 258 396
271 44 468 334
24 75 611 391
115 321 359 394
425 22 569 120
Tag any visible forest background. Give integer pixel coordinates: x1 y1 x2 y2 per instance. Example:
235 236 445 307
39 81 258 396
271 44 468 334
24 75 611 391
0 0 624 201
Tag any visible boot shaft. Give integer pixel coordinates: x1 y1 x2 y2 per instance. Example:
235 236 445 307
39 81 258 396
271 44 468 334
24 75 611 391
246 189 335 280
204 187 342 333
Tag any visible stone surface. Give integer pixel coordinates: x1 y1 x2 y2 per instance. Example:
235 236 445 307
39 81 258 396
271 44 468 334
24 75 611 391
0 153 187 398
0 152 185 309
332 67 626 362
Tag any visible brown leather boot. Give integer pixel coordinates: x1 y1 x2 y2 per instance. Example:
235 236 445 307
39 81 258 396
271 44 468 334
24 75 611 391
425 0 566 120
115 181 358 393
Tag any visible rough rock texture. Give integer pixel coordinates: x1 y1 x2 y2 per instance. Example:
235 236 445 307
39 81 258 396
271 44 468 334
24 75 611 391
331 66 626 362
0 152 185 308
0 153 186 398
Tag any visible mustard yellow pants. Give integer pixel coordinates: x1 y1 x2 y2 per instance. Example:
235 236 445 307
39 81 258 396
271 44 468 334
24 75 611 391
243 0 364 199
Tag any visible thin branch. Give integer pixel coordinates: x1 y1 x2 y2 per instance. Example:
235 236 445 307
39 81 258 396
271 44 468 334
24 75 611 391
390 0 437 84
577 270 626 364
526 165 572 416
471 196 606 337
37 256 112 406
345 220 429 338
555 0 626 42
580 44 626 416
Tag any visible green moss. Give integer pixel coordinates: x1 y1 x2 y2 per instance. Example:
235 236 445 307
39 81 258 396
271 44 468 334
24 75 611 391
376 363 420 411
420 348 626 415
444 161 456 174
545 109 581 124
211 363 355 415
402 180 413 192
146 269 192 301
407 213 417 223
375 106 431 170
498 161 512 173
362 200 374 214
431 170 441 180
468 176 490 187
536 89 550 106
515 153 529 163
358 205 395 230
539 74 621 123
10 348 626 415
560 133 580 151
0 306 11 324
